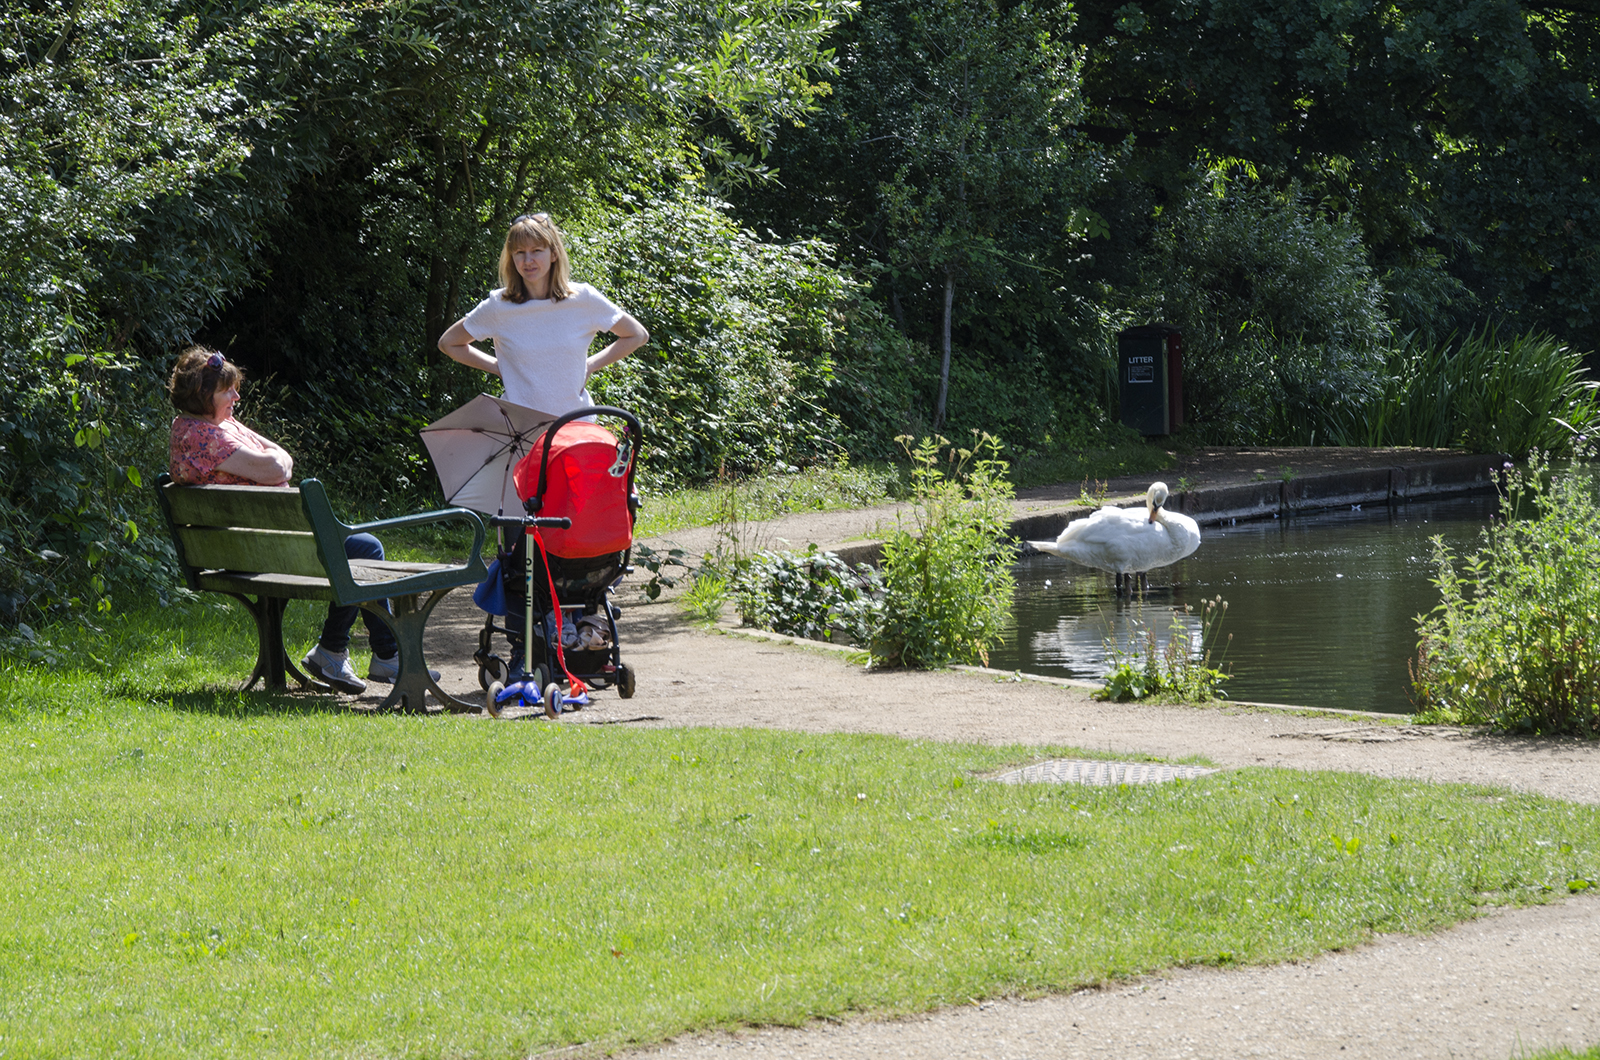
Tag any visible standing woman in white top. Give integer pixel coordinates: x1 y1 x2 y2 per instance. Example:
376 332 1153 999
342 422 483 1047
438 212 649 416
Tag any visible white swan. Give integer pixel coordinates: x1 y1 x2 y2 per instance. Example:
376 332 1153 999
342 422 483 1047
1027 482 1201 594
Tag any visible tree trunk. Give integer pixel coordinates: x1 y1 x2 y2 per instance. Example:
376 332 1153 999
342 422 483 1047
935 268 954 430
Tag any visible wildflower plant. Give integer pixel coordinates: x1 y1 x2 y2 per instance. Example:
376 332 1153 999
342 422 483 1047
871 433 1016 668
1095 595 1232 703
1412 449 1600 735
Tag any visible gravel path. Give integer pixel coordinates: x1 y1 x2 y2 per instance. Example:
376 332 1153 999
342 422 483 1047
407 596 1600 1060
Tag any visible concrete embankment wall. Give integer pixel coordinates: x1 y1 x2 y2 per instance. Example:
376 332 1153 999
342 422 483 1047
1158 452 1505 526
836 452 1507 568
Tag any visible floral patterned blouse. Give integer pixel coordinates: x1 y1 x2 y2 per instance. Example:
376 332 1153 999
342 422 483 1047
169 415 288 486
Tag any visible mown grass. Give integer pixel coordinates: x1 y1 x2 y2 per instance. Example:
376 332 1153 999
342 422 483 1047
2 604 1598 1058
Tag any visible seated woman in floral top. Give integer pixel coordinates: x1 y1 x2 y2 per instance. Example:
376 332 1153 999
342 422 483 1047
167 346 432 694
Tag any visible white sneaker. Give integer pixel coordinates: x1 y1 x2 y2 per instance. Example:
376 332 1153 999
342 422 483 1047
302 645 366 694
366 653 440 684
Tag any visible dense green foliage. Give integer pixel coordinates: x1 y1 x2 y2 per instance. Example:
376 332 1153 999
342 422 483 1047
730 0 1126 449
7 0 1600 638
577 197 852 485
1413 454 1600 736
0 0 849 630
1128 180 1394 444
1070 0 1600 340
871 434 1016 668
733 546 882 644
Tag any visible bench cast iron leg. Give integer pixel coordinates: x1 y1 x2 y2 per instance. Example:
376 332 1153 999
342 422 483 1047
361 589 476 715
225 593 329 694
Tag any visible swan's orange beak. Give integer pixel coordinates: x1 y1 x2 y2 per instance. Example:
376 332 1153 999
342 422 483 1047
1148 507 1159 523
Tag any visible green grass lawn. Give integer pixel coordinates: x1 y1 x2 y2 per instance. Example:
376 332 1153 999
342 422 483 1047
2 606 1598 1058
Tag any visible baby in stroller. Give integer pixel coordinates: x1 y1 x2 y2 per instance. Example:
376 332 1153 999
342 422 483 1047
476 407 642 718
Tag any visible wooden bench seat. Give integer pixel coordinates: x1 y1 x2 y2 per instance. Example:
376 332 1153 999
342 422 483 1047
156 475 488 714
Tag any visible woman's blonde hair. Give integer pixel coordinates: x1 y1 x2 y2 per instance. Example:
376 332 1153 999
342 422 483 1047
168 345 242 417
498 212 575 303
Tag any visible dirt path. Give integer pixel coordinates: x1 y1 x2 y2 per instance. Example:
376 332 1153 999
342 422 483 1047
404 591 1600 1060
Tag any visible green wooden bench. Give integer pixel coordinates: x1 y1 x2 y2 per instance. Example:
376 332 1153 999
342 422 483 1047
155 474 488 714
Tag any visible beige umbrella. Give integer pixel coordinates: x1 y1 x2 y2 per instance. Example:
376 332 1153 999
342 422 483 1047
420 394 555 515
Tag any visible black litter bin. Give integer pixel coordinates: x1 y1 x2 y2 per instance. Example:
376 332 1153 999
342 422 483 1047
1118 324 1183 436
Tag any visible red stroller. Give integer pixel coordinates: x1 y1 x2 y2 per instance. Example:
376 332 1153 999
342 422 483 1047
478 406 643 718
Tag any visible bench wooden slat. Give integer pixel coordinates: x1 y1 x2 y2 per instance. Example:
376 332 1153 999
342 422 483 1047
177 526 328 579
195 570 338 601
163 483 310 531
193 561 458 604
348 559 456 581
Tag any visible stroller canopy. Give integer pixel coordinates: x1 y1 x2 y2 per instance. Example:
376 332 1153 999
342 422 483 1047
513 421 635 558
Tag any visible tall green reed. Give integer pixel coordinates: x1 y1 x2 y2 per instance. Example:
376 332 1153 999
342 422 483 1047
1328 328 1599 457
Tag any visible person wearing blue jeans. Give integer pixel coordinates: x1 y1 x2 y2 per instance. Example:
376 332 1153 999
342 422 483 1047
167 345 437 695
315 533 399 681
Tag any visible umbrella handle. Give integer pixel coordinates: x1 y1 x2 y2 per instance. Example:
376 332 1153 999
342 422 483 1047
489 515 571 530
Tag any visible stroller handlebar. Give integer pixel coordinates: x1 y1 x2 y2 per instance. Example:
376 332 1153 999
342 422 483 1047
489 514 572 530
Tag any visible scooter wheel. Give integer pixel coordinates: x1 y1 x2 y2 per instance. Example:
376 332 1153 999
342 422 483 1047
543 683 564 720
485 681 505 719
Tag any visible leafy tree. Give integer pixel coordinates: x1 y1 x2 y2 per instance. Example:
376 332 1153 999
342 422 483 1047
729 0 1115 434
1069 0 1600 343
0 0 854 632
1129 177 1392 443
0 0 317 630
576 195 852 487
198 0 852 372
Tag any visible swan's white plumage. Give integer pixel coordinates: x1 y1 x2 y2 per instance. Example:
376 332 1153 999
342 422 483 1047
1027 482 1200 587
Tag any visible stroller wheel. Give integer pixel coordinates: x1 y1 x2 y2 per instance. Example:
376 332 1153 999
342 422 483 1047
616 662 636 700
485 680 505 718
542 683 564 720
479 654 509 692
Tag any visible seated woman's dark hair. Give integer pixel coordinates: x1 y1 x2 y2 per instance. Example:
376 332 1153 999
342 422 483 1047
168 346 242 417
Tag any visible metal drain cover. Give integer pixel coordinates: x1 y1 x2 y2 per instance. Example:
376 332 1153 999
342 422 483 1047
989 759 1219 786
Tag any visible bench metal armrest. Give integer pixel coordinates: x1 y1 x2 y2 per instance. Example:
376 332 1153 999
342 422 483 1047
349 508 487 557
299 479 489 606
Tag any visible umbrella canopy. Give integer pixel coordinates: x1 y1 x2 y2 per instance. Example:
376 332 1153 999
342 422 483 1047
420 394 556 515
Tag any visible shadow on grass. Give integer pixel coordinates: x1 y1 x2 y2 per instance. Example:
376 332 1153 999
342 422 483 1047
128 684 354 719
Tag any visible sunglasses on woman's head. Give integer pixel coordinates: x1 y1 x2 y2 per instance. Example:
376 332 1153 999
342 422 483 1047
513 213 551 225
205 352 224 370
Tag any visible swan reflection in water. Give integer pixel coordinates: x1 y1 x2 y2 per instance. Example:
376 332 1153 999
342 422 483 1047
1030 599 1206 674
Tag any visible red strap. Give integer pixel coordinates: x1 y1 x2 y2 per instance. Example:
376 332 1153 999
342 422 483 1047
530 527 588 696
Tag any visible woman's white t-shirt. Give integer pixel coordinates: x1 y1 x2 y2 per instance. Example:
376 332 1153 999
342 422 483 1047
461 283 626 417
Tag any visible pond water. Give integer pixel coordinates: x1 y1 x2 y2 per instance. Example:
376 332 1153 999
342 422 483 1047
986 493 1500 714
